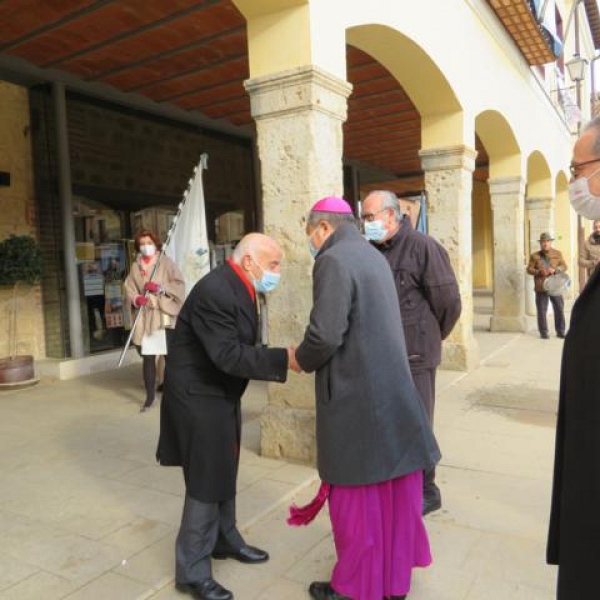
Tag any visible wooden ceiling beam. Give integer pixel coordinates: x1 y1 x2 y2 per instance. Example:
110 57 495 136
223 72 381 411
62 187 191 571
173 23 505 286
43 0 220 69
126 54 247 94
92 25 245 82
0 0 111 52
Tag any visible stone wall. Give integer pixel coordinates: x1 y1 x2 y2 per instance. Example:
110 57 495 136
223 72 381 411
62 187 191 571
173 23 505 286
0 81 46 359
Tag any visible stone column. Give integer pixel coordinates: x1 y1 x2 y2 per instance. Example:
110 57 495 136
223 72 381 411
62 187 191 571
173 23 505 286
525 197 554 315
420 145 479 371
489 177 527 332
245 66 352 462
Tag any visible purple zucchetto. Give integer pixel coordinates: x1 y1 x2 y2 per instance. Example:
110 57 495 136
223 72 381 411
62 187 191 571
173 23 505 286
310 196 353 214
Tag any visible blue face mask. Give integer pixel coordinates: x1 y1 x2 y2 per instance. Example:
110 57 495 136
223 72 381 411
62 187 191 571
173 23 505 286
364 220 387 242
252 259 281 293
308 231 319 259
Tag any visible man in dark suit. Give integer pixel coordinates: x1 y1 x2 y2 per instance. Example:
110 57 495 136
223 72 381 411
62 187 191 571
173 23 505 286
362 190 461 516
157 233 290 600
548 116 600 599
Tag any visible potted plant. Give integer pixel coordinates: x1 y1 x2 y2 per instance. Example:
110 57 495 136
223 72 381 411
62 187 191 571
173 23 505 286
0 234 43 385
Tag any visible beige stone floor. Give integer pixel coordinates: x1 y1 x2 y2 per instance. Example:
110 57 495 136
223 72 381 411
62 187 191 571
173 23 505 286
0 309 561 599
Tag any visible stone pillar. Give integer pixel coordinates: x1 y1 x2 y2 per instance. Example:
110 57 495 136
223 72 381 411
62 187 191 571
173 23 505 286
53 82 84 358
489 177 527 332
420 145 479 371
245 66 352 462
525 197 554 316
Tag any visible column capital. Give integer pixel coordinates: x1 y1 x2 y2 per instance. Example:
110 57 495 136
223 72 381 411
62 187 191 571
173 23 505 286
244 65 352 121
526 196 553 210
419 145 477 173
488 176 526 197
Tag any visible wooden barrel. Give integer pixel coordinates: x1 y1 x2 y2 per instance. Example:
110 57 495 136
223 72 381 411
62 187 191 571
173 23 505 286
0 355 34 384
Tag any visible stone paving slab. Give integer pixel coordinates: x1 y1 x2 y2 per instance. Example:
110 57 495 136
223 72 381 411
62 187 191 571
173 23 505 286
0 325 562 600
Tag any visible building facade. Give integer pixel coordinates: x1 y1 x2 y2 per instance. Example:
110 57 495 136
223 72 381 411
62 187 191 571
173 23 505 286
0 0 596 460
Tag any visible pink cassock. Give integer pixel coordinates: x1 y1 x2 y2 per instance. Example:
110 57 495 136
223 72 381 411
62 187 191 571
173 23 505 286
289 471 431 600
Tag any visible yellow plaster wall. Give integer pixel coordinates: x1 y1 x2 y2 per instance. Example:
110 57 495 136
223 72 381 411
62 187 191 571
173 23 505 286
0 81 46 360
472 180 493 290
244 4 312 78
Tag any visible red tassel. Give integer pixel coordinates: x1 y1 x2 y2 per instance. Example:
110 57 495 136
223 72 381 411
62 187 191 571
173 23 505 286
287 482 330 526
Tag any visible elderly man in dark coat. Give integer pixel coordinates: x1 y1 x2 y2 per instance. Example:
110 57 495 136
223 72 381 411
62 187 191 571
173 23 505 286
157 233 289 600
363 190 461 516
548 115 600 599
289 196 440 600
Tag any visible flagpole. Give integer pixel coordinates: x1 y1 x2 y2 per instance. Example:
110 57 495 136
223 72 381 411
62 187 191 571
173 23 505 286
116 155 207 368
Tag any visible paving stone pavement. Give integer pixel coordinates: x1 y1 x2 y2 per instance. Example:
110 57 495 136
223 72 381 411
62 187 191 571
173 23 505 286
0 317 562 600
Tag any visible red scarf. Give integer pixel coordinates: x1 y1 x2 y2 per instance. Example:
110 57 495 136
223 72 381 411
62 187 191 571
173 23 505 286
226 259 256 303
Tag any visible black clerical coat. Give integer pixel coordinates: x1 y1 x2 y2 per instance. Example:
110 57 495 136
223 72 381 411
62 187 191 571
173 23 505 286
156 263 287 503
547 265 600 598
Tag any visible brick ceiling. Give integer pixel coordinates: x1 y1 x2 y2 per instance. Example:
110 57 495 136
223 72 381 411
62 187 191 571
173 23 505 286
0 0 489 190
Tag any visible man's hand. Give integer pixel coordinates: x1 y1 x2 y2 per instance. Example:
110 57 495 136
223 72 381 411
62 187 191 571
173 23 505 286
287 346 302 373
539 269 549 277
548 268 556 275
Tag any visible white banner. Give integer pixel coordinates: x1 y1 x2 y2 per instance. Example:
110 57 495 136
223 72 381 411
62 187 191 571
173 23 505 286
166 154 211 296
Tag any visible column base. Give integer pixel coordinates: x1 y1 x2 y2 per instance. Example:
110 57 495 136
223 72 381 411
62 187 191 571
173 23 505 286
441 338 479 371
260 405 316 464
490 315 528 332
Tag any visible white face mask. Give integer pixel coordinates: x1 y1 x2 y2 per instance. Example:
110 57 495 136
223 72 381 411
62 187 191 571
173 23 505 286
140 244 156 257
569 169 600 220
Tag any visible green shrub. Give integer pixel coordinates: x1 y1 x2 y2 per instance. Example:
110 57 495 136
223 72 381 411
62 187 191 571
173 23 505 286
0 235 43 286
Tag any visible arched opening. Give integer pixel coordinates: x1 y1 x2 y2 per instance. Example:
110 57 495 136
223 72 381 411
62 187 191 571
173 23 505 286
473 110 522 324
525 151 553 315
554 171 576 299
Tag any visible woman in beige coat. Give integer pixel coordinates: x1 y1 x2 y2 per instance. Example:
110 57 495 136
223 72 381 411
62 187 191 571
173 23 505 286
125 229 185 411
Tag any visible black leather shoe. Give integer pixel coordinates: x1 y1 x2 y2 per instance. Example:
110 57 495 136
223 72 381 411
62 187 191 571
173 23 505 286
308 581 350 600
176 579 233 600
557 332 566 339
212 544 269 564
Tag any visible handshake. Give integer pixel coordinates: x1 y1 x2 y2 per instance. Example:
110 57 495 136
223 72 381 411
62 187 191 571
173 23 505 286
286 345 302 374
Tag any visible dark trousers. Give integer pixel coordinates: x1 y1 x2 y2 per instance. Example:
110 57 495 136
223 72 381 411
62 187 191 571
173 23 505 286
176 493 244 584
535 292 565 336
411 368 437 494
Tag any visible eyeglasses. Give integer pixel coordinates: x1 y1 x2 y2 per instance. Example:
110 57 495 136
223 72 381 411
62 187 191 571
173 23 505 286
569 158 600 177
361 207 389 222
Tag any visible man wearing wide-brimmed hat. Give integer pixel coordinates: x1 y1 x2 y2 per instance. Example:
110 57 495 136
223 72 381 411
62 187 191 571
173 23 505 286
526 232 567 339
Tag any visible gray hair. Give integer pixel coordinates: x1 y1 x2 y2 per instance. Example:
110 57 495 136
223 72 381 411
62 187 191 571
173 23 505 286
367 190 403 222
307 211 357 229
582 115 600 155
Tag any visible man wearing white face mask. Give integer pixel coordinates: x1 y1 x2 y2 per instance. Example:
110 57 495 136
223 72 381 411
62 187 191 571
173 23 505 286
157 233 292 600
547 116 600 599
362 190 461 516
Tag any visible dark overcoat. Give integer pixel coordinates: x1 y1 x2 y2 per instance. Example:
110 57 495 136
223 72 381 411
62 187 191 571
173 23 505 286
295 222 440 486
374 217 461 372
547 265 600 598
156 263 287 503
